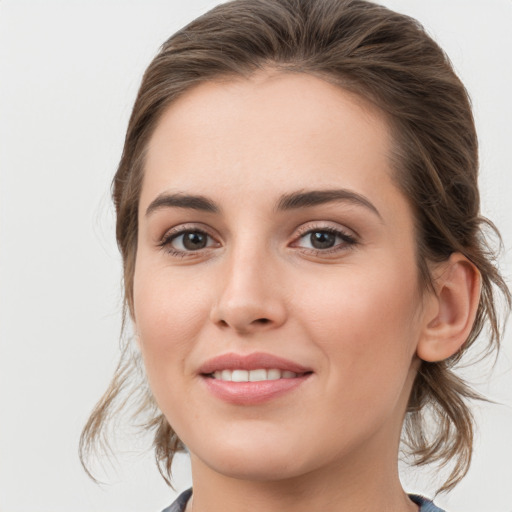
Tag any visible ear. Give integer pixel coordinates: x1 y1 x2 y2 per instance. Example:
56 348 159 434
417 253 481 362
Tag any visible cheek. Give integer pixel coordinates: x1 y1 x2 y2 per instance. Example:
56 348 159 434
132 266 215 428
294 265 422 447
298 261 422 375
133 265 210 373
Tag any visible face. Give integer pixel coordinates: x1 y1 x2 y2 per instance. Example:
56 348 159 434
134 72 429 482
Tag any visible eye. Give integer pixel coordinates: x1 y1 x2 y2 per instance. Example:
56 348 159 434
304 231 338 250
160 228 218 255
293 227 357 253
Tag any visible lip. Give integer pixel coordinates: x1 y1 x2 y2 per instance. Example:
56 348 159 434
199 352 313 405
198 352 312 374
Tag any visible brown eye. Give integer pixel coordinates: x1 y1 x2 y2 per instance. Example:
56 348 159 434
293 227 357 253
181 231 208 250
309 231 336 249
166 230 215 252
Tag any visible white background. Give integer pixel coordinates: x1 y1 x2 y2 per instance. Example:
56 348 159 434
0 1 511 511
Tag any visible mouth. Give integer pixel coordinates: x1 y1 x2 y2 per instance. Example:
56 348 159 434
198 352 313 405
207 368 307 382
198 351 312 375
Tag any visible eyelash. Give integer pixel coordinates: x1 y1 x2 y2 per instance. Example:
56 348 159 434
159 226 217 258
292 225 358 255
158 224 358 258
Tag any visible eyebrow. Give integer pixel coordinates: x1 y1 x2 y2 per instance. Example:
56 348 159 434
145 188 381 219
145 193 220 216
276 189 382 219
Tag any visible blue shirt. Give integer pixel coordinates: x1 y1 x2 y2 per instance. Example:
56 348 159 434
162 489 446 511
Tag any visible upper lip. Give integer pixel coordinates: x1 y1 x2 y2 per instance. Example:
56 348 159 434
198 352 312 375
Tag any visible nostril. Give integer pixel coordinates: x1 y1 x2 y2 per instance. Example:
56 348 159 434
255 318 270 325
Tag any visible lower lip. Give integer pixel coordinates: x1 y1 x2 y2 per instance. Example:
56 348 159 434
202 374 311 405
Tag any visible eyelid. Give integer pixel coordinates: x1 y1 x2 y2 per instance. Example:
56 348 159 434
293 221 357 240
158 223 221 256
290 221 359 255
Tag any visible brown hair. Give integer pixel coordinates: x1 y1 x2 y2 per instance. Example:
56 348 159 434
80 0 511 492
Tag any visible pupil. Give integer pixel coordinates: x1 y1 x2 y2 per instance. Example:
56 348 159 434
183 232 207 250
310 231 335 249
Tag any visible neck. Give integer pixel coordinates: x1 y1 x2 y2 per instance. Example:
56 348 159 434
187 434 418 512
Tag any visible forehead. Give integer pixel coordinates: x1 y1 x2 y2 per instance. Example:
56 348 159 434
141 71 402 219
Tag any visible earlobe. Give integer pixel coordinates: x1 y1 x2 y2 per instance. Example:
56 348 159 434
417 253 481 362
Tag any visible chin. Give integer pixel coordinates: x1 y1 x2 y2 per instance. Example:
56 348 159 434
203 452 307 482
188 430 315 481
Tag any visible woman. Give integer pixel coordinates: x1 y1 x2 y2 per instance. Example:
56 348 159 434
80 0 511 511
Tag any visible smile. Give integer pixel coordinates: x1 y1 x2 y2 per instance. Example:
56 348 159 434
199 352 313 405
211 369 301 382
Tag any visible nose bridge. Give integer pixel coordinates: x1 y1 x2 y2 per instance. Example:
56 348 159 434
210 233 286 333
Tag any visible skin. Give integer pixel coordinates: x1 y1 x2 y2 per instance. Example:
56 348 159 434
133 71 478 512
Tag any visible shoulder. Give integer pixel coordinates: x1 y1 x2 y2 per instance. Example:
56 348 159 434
409 494 447 512
161 489 192 512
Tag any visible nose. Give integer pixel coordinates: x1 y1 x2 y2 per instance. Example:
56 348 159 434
209 247 287 334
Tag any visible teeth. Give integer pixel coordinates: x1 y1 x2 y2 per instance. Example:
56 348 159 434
249 369 267 382
231 370 249 382
267 369 280 380
212 369 299 382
